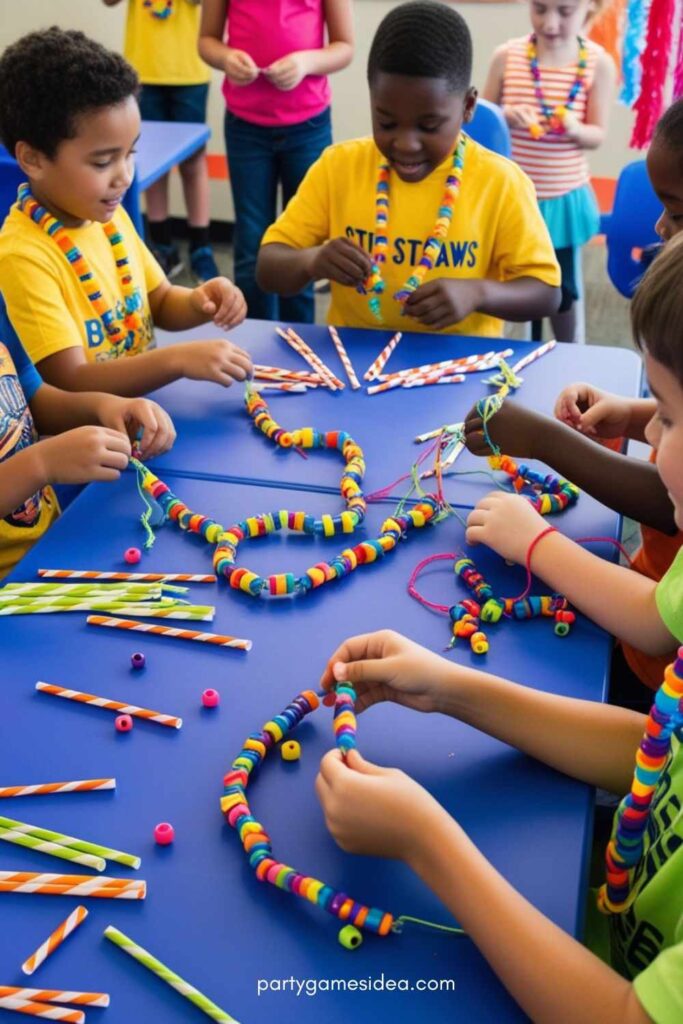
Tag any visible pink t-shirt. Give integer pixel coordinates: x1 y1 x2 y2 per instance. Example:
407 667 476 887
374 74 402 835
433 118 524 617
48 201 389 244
222 0 331 127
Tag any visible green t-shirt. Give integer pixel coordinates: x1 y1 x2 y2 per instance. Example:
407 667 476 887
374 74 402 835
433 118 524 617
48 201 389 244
656 547 683 640
588 729 683 1023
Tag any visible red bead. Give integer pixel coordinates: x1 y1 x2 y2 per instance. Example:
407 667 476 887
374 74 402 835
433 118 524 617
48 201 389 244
115 714 133 733
202 688 220 708
124 547 141 565
154 822 174 845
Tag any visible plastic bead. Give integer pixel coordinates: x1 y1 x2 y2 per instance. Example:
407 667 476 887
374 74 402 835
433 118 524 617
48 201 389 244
338 924 363 950
115 714 133 733
202 688 220 708
124 547 141 565
281 740 301 761
154 822 175 845
130 652 145 670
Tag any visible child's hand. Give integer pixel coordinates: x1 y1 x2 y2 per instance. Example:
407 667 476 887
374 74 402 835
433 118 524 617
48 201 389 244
402 279 482 329
316 748 445 861
466 491 546 565
320 629 450 714
178 338 253 387
263 53 310 91
310 238 373 287
560 110 581 141
39 426 131 484
554 382 632 438
464 401 542 459
95 396 176 460
190 278 247 330
502 104 541 131
224 49 259 86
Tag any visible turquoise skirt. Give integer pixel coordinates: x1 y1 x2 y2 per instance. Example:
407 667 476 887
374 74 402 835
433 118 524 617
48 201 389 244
538 183 600 249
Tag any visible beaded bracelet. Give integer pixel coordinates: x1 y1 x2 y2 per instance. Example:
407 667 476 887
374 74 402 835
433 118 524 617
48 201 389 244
132 386 441 598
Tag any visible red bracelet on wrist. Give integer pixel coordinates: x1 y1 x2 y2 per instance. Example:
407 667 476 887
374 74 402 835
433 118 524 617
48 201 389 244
526 525 557 575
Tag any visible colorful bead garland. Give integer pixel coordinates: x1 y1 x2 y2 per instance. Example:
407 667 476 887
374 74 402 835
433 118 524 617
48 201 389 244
221 684 394 939
17 184 143 354
527 34 588 139
598 649 683 914
133 386 441 596
144 0 173 18
489 454 579 515
359 134 467 322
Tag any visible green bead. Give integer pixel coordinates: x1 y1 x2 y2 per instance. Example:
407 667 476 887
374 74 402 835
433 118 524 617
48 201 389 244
338 924 363 950
554 621 570 637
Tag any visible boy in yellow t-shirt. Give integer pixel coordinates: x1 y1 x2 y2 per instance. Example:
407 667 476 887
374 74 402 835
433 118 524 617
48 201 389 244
257 2 561 335
0 28 251 397
103 0 217 282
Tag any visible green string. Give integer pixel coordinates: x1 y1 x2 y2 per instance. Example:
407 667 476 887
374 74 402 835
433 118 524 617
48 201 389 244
393 914 466 937
130 456 159 550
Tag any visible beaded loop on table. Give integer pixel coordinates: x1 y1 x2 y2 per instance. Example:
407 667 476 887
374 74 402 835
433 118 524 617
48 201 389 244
598 649 683 914
133 386 440 597
489 454 579 515
358 135 467 322
221 683 394 937
17 184 143 354
527 34 588 138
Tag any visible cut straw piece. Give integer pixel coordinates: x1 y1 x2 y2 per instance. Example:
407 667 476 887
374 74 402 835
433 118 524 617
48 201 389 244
275 326 341 390
0 602 215 620
0 996 84 1023
0 872 146 899
22 905 89 976
105 925 239 1023
363 331 402 381
0 779 115 798
2 582 164 597
328 325 361 389
86 615 252 651
36 681 182 730
0 987 109 1008
0 813 140 870
38 570 216 583
0 826 105 872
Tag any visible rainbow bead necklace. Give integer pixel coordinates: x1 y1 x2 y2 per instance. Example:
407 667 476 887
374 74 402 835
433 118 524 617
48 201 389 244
360 134 467 322
526 34 588 139
144 0 174 19
17 184 143 354
598 649 683 914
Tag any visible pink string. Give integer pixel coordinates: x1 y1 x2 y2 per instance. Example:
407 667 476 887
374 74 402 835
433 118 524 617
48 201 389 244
365 437 440 502
407 552 457 613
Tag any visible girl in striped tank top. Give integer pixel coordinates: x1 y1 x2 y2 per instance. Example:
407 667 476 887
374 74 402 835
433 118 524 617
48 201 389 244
483 1 614 342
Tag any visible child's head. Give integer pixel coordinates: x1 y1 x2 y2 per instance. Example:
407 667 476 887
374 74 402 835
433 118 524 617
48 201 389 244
528 1 599 49
366 0 476 183
631 234 683 528
647 99 683 242
0 28 139 227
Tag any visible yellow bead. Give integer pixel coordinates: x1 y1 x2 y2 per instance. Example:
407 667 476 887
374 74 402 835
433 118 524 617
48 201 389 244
264 720 284 742
281 740 301 761
321 514 335 537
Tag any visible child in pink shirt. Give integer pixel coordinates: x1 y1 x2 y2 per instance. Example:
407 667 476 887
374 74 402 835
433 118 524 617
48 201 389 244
199 0 353 322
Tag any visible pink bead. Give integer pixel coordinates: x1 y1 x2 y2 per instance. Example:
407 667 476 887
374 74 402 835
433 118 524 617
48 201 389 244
154 822 175 845
124 547 141 565
115 714 133 733
202 688 220 708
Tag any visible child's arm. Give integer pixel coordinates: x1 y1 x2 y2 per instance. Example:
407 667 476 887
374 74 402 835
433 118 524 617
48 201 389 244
466 492 677 655
198 0 260 84
563 51 615 150
147 276 246 332
464 401 677 535
555 382 656 443
263 0 353 90
318 752 650 1024
402 276 561 329
481 43 541 133
257 239 372 296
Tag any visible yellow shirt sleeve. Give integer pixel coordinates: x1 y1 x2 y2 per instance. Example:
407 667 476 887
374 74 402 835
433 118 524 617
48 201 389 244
262 148 332 251
490 163 560 286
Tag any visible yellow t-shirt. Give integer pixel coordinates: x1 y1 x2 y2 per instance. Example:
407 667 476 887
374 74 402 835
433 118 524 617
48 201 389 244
0 342 59 580
124 0 210 86
0 204 164 368
262 135 561 335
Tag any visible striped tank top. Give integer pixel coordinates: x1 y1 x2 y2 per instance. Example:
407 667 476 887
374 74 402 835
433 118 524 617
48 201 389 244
501 36 600 200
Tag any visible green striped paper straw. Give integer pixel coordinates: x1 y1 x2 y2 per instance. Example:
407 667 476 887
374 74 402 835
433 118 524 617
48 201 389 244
0 583 166 598
0 825 105 871
0 603 214 621
0 815 140 870
104 926 239 1023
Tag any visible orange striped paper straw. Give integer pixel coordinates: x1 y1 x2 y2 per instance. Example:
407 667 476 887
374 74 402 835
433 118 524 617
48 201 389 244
252 382 307 394
363 331 402 381
0 996 84 1023
275 327 342 390
0 779 115 799
86 614 252 651
328 325 361 389
22 906 89 975
38 569 217 583
0 988 109 1008
0 873 146 899
36 681 182 729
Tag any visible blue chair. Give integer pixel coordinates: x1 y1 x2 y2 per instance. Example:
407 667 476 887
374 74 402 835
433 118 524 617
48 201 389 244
467 99 511 158
600 160 662 298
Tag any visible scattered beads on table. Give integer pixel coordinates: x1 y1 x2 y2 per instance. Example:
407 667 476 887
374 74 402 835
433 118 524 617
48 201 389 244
124 548 142 565
154 822 175 845
131 652 146 670
202 688 220 708
281 740 301 761
115 714 133 733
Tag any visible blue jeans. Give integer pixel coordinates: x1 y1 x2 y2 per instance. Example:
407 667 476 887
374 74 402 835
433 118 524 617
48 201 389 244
224 108 332 323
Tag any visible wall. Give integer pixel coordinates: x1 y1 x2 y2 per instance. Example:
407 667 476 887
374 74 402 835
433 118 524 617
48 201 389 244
0 1 636 221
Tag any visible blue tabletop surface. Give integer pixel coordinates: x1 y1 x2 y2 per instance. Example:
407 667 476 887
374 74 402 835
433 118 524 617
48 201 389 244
0 471 612 1024
136 122 211 192
149 321 643 506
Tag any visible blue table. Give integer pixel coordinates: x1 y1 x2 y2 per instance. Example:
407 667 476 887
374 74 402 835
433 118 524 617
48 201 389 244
0 471 611 1023
125 121 211 235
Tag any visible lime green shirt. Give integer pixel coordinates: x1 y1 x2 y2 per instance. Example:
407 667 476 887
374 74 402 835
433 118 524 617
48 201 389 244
656 547 683 641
